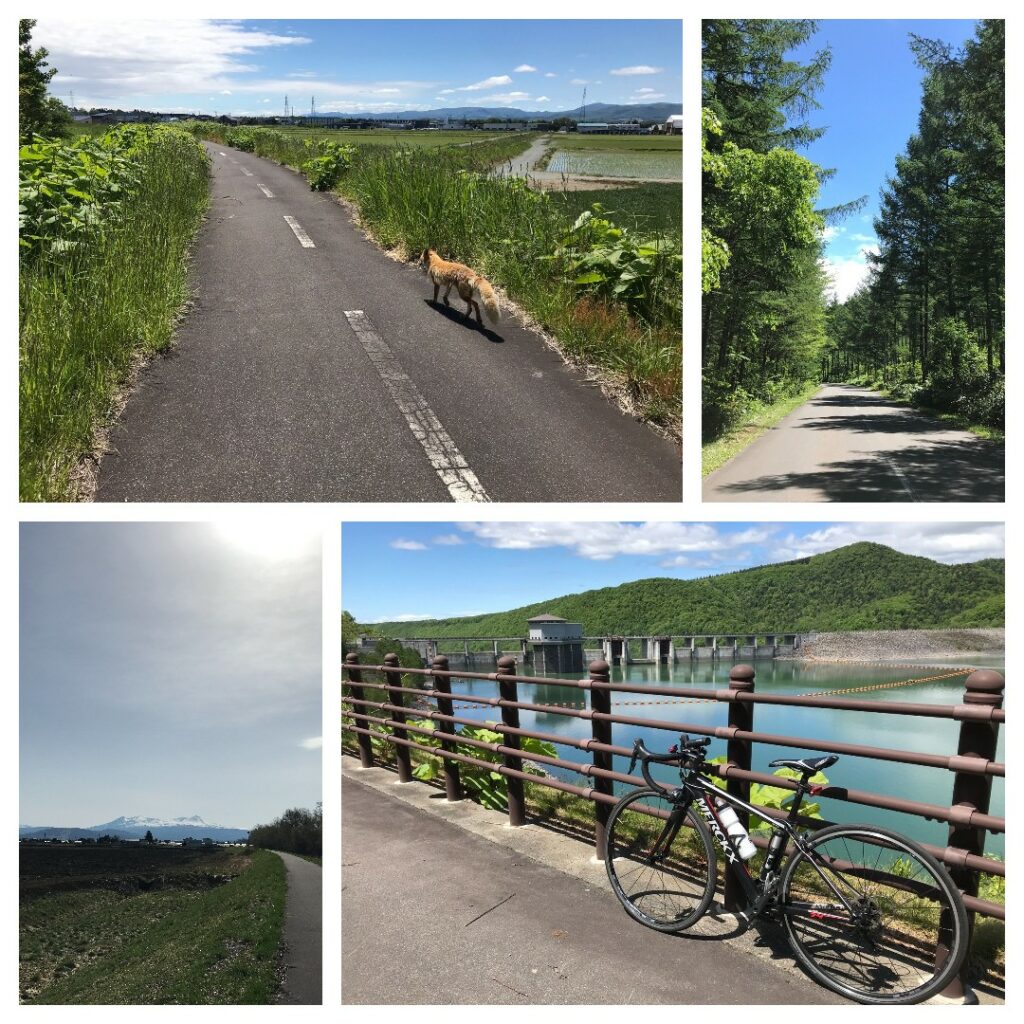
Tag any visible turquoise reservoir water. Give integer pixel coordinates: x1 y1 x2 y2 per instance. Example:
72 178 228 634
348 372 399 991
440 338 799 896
439 657 1005 858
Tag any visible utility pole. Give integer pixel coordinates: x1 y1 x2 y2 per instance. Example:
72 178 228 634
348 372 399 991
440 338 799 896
285 94 289 120
581 85 587 122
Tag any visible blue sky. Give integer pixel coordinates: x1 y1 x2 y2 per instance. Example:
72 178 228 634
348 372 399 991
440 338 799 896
785 20 980 301
20 523 322 828
34 18 681 117
342 522 1004 623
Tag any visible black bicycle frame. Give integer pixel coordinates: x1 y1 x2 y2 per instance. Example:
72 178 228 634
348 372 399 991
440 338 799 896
649 759 860 920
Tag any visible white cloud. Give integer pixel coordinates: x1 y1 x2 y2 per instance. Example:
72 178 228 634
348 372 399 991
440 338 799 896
459 522 777 561
299 736 322 750
544 72 557 78
821 243 879 302
366 613 434 623
477 91 530 104
630 90 665 101
772 523 1004 564
536 96 551 103
432 534 464 546
611 65 664 76
390 539 427 551
514 64 537 73
850 232 876 244
442 74 513 94
821 225 843 241
570 78 589 86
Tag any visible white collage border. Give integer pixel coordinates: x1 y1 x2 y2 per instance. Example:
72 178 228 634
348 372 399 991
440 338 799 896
5 0 1016 1018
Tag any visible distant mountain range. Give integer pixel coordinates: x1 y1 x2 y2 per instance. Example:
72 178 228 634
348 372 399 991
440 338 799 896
19 814 249 842
309 101 680 122
362 543 1004 637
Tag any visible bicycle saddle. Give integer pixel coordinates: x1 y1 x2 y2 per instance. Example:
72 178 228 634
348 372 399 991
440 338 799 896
768 755 838 775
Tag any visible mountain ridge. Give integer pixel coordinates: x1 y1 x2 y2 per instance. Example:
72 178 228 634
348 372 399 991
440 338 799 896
356 543 1004 637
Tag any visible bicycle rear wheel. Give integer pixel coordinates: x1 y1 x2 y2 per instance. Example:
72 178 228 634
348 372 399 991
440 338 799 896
605 787 716 932
779 824 969 1004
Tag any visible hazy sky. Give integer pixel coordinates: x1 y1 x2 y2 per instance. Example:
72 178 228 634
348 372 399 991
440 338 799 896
33 18 681 116
342 521 1005 622
784 19 980 301
20 523 322 829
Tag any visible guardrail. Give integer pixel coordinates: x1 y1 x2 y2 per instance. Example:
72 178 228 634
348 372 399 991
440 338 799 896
343 654 1004 992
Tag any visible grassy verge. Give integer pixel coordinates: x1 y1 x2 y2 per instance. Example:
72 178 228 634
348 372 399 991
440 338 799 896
19 125 209 501
196 123 681 436
23 849 286 1005
702 381 820 476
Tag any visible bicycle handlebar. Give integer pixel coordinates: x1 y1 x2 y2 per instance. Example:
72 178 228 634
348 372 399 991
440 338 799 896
629 734 711 790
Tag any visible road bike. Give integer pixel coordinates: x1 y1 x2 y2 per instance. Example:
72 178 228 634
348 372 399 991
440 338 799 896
604 734 969 1004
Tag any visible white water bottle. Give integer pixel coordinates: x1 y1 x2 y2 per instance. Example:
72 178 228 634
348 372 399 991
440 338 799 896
715 798 758 860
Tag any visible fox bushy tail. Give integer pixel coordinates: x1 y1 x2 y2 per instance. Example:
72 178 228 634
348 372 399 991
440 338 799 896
475 278 500 324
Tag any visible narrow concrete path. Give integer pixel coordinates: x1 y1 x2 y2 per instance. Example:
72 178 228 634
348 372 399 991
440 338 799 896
95 142 680 501
274 851 321 1005
704 383 1004 502
341 772 839 1005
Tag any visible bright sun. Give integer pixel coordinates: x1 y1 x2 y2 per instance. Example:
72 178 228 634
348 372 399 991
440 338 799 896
213 520 321 561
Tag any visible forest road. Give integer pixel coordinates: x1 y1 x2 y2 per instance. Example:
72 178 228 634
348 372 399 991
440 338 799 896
94 142 680 502
274 850 322 1005
703 382 1004 503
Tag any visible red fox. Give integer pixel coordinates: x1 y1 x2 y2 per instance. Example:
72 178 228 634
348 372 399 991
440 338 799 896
422 249 500 326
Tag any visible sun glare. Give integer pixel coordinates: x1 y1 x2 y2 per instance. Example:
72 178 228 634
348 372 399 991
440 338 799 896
212 520 321 561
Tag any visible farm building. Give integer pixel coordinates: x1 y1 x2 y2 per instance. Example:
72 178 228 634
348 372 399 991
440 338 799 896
665 114 683 135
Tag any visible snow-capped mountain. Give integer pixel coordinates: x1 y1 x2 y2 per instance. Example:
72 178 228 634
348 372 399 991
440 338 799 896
20 814 249 842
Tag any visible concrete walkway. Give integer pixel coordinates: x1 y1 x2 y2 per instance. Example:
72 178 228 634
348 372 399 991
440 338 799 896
274 851 322 1004
341 766 842 1005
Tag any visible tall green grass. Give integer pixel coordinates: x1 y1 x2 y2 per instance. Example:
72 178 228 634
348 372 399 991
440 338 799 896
193 123 681 431
19 125 209 500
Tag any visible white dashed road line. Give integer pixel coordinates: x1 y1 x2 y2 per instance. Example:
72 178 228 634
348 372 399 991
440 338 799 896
343 310 490 503
884 457 916 500
258 184 274 198
283 216 316 248
218 151 226 156
240 167 253 176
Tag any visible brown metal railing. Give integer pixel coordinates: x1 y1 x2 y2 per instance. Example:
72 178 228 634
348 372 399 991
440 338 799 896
343 653 1005 979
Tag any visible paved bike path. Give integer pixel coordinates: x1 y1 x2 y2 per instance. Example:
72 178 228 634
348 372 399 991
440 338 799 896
704 383 1004 503
342 773 839 1004
96 142 680 501
274 850 322 1005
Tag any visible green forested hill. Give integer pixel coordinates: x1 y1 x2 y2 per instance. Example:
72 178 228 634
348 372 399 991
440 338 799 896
359 543 1003 637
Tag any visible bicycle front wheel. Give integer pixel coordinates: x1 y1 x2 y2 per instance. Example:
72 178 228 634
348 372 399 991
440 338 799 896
605 787 716 932
779 824 969 1004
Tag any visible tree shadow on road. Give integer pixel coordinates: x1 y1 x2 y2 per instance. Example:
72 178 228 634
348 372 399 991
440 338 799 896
710 438 1004 502
796 413 949 435
425 300 504 343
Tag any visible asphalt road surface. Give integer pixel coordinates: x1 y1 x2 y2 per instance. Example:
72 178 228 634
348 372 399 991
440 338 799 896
274 850 322 1005
96 142 680 502
704 383 1004 502
341 775 840 1005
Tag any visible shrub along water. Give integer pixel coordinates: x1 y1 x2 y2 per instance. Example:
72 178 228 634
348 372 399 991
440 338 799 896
190 122 681 433
19 124 209 500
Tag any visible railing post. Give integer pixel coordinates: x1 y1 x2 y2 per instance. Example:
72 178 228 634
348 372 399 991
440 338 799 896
588 660 613 859
724 663 755 912
344 653 374 768
431 655 462 802
383 653 412 783
497 655 526 826
942 669 1004 999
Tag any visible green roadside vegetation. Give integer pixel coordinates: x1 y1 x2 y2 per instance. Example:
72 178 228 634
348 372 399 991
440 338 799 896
22 849 285 1005
702 380 820 476
823 23 1004 437
190 122 681 435
19 21 210 501
354 542 1004 638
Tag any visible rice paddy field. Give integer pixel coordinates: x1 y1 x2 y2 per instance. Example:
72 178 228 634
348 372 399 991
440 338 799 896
544 133 681 181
